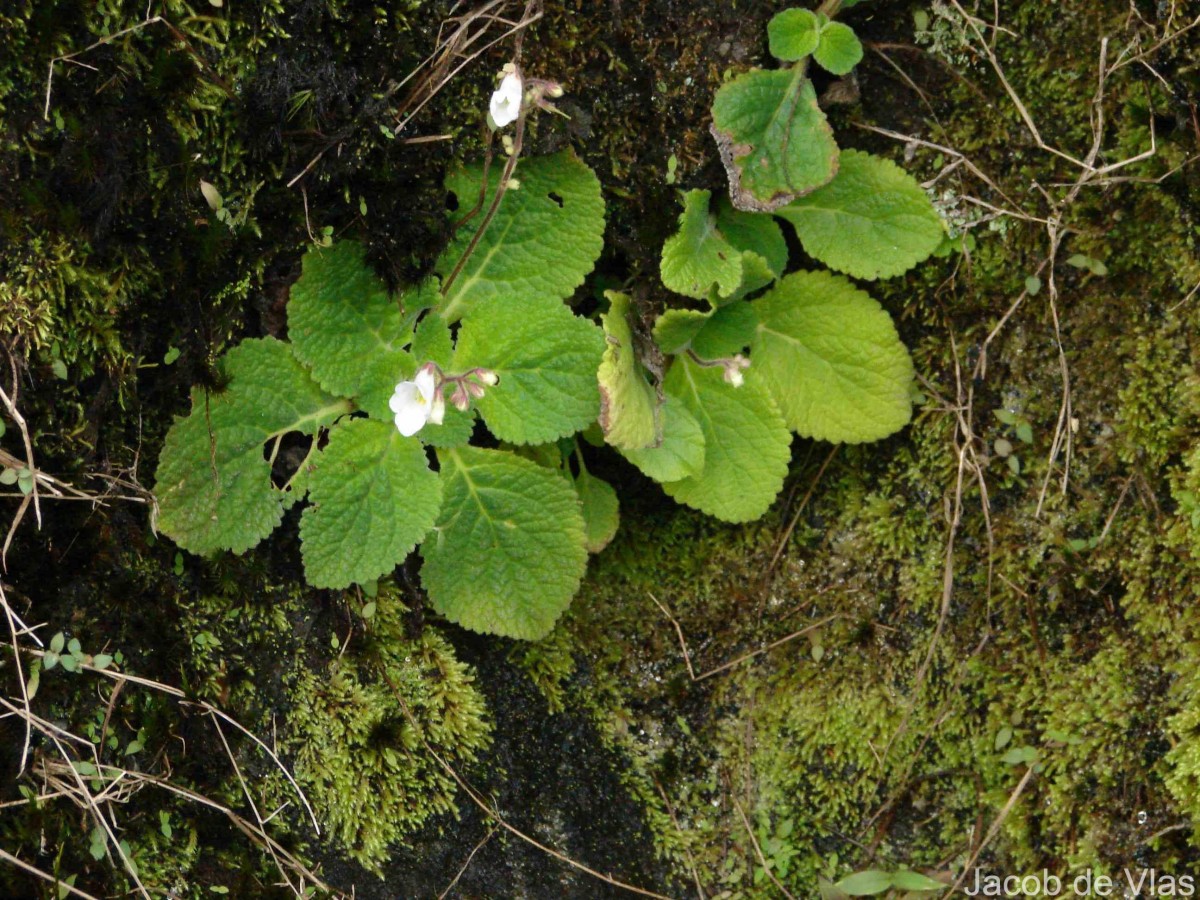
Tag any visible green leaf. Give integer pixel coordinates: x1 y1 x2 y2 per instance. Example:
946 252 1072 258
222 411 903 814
92 654 113 670
49 632 65 654
421 447 588 639
711 68 838 212
752 271 913 442
410 312 454 368
299 418 442 589
776 150 944 280
287 241 422 420
154 339 352 555
1001 745 1038 765
60 654 78 672
836 870 893 896
409 314 477 448
0 467 15 485
819 876 852 900
17 468 33 495
654 309 711 355
437 150 605 322
691 303 758 358
659 191 785 305
620 394 706 483
453 294 605 445
891 871 947 892
994 727 1013 750
575 467 619 553
68 638 81 655
661 190 744 299
661 355 791 522
713 251 778 305
598 292 660 450
768 8 821 60
419 406 477 449
814 21 864 75
714 197 789 280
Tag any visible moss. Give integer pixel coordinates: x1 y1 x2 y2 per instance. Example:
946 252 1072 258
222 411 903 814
283 586 491 874
5 0 1200 895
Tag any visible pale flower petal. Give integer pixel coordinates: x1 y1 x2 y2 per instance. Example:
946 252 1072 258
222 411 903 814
428 395 446 426
489 72 523 128
390 380 431 436
414 367 437 403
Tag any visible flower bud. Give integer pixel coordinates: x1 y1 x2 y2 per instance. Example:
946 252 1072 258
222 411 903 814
474 368 499 386
450 384 470 411
466 381 486 399
722 354 750 388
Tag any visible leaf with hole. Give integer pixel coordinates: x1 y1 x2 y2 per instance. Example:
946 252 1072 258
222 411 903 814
453 294 605 445
154 339 352 555
437 150 605 322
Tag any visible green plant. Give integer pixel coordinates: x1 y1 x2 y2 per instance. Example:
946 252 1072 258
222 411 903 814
153 6 944 641
819 867 948 897
604 3 944 523
155 150 609 640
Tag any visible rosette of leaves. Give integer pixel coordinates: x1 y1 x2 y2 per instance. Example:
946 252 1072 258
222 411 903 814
597 3 945 524
154 150 613 640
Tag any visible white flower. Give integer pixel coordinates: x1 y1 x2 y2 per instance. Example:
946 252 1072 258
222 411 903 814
389 367 443 436
489 71 523 129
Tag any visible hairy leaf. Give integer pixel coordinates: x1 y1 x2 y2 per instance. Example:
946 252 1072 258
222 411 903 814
711 69 838 212
813 21 864 75
661 354 791 522
454 294 605 445
437 150 605 322
776 150 944 280
691 302 758 358
287 242 422 419
654 309 711 355
575 467 620 553
620 393 705 483
155 339 351 555
768 8 821 61
421 447 588 639
752 270 913 442
660 189 744 299
300 418 442 588
598 291 660 450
